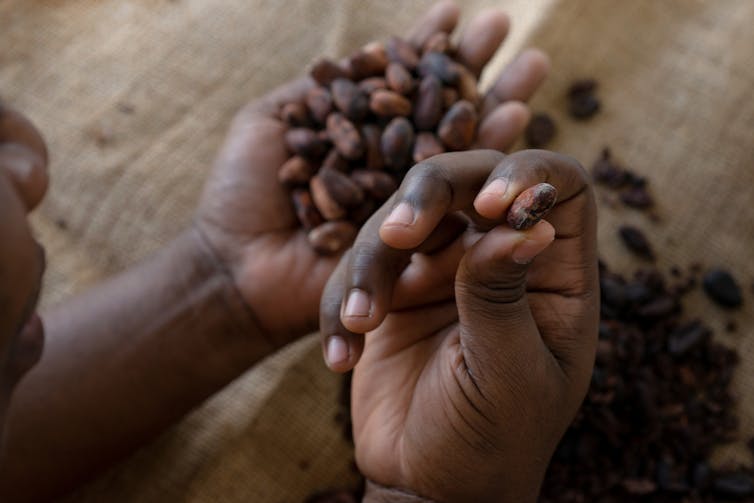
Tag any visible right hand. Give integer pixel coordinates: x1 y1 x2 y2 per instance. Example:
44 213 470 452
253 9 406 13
320 150 599 502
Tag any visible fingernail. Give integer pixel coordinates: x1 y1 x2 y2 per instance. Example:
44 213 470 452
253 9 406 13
326 336 349 366
478 178 509 200
512 232 555 264
383 202 414 227
344 288 371 318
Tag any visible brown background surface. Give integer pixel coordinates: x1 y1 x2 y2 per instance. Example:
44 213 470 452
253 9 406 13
1 0 753 501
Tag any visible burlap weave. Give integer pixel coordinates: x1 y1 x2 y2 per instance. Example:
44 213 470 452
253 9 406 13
1 1 752 501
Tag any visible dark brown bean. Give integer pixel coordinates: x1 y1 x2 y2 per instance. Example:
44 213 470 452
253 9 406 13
506 183 558 231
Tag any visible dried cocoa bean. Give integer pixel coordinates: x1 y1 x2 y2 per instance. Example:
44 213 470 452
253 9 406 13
525 113 557 148
385 36 419 70
381 117 415 171
413 75 443 131
310 174 345 220
442 87 459 109
316 166 364 208
422 32 451 54
369 89 412 117
702 269 743 308
456 65 479 106
331 78 368 121
413 132 445 163
307 221 357 255
618 225 655 260
348 41 388 79
506 182 558 230
437 100 477 150
568 79 600 119
361 125 384 170
291 189 324 230
385 62 415 95
278 156 316 185
350 169 397 200
326 113 364 160
310 58 350 86
285 128 327 158
358 77 387 94
280 102 310 127
417 52 460 85
306 87 333 125
321 149 348 172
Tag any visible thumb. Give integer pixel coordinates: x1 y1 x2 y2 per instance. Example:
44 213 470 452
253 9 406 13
454 220 555 391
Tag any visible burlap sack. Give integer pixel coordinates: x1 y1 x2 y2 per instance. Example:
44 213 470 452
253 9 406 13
1 0 752 501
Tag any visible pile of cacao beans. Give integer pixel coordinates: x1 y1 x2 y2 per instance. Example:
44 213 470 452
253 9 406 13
278 33 480 254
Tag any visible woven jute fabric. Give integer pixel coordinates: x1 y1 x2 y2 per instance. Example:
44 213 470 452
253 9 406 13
1 0 752 501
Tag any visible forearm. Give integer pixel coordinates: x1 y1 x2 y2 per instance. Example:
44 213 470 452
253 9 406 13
0 226 272 501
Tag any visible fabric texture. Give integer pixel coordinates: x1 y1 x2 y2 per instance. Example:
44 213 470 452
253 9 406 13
1 0 752 501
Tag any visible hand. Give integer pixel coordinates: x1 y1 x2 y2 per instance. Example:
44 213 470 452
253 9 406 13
194 1 550 346
320 150 598 502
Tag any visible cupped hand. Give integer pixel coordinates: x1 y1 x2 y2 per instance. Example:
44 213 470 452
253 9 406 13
194 1 550 347
320 150 599 502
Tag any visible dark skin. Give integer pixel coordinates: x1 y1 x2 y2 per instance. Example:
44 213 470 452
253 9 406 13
0 2 559 501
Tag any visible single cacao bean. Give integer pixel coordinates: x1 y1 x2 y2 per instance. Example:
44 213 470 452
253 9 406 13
331 78 369 121
349 41 388 79
456 65 479 106
317 166 364 208
280 102 310 127
442 87 459 109
321 148 348 173
506 182 558 230
326 113 364 160
350 169 398 200
385 36 419 70
278 156 316 185
386 62 415 95
369 89 412 117
310 58 350 86
306 87 333 125
284 128 327 158
358 77 387 94
413 132 445 163
361 124 384 170
413 75 443 130
417 52 460 85
308 221 357 255
437 100 477 150
310 174 346 220
291 189 324 230
381 117 415 171
422 32 451 54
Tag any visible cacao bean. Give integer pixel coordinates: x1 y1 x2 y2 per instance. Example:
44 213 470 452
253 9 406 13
278 156 316 185
326 113 364 160
437 100 477 150
310 58 350 86
417 52 460 85
385 36 419 70
306 87 333 125
285 128 327 158
385 62 415 95
413 132 445 163
358 77 387 94
349 41 388 79
350 169 398 200
291 189 324 230
308 221 357 255
381 117 414 171
413 75 443 130
361 124 384 170
422 32 451 54
280 102 310 127
442 87 459 109
321 148 348 173
331 78 369 121
506 182 558 231
310 174 346 220
316 166 364 208
369 89 412 117
456 64 479 106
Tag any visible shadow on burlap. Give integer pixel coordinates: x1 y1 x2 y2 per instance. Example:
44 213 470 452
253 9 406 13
0 0 752 501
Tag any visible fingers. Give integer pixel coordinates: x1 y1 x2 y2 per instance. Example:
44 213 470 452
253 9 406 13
455 10 510 77
0 105 49 211
407 1 461 48
481 48 550 117
475 101 530 151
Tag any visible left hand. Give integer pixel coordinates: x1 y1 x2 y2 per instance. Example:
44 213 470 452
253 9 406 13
194 1 551 346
